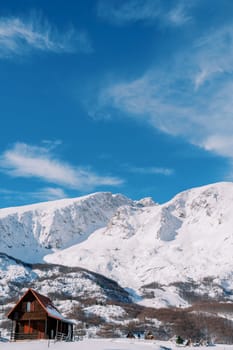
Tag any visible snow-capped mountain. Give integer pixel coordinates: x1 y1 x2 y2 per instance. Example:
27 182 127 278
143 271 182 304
44 182 233 307
0 182 233 309
0 192 132 262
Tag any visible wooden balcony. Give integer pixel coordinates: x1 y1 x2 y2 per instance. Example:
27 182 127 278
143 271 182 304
10 331 48 341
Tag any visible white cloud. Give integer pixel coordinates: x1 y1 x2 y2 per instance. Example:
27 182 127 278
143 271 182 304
203 135 233 158
32 187 68 201
0 14 92 58
41 139 63 150
167 3 191 26
127 165 174 176
92 24 233 173
97 0 160 24
97 0 191 26
193 25 233 88
0 143 123 189
98 73 197 137
98 73 233 158
0 186 69 204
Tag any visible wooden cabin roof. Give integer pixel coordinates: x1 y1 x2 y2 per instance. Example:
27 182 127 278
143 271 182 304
7 288 73 324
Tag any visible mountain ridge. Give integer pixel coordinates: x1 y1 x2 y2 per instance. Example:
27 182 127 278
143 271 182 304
1 182 233 341
0 181 233 308
0 191 132 262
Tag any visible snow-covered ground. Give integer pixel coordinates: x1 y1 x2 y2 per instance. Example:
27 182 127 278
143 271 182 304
1 339 232 350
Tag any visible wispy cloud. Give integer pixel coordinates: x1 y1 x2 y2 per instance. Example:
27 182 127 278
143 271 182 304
97 0 191 26
97 73 195 137
193 25 233 88
97 73 233 158
0 142 123 189
33 187 68 201
91 24 233 174
0 186 68 204
125 165 174 176
167 3 191 26
0 14 92 58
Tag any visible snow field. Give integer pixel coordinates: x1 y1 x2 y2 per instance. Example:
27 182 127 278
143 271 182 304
1 339 233 350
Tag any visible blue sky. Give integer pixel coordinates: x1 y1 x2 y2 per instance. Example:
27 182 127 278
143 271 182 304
0 0 233 207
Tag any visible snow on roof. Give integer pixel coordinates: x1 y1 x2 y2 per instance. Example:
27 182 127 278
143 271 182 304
45 305 75 324
30 289 74 323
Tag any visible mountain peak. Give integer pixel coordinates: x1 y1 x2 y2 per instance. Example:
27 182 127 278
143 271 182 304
0 191 132 263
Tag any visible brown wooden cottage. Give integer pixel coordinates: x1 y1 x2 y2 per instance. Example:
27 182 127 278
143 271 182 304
7 288 74 341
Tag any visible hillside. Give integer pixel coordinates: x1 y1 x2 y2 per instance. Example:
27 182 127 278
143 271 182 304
44 182 233 307
1 182 233 342
0 183 233 307
1 252 233 343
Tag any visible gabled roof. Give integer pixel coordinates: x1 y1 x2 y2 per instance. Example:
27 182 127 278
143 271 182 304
7 288 73 324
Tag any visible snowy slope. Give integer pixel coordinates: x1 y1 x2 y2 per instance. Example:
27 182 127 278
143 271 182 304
0 192 131 262
44 182 233 306
2 339 232 350
1 182 233 308
0 251 133 340
0 253 130 305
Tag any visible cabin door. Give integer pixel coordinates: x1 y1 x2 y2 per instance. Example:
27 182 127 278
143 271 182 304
24 322 32 334
37 321 45 339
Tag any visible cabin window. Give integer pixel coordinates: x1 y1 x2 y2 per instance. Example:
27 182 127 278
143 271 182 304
26 302 31 312
25 301 35 312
